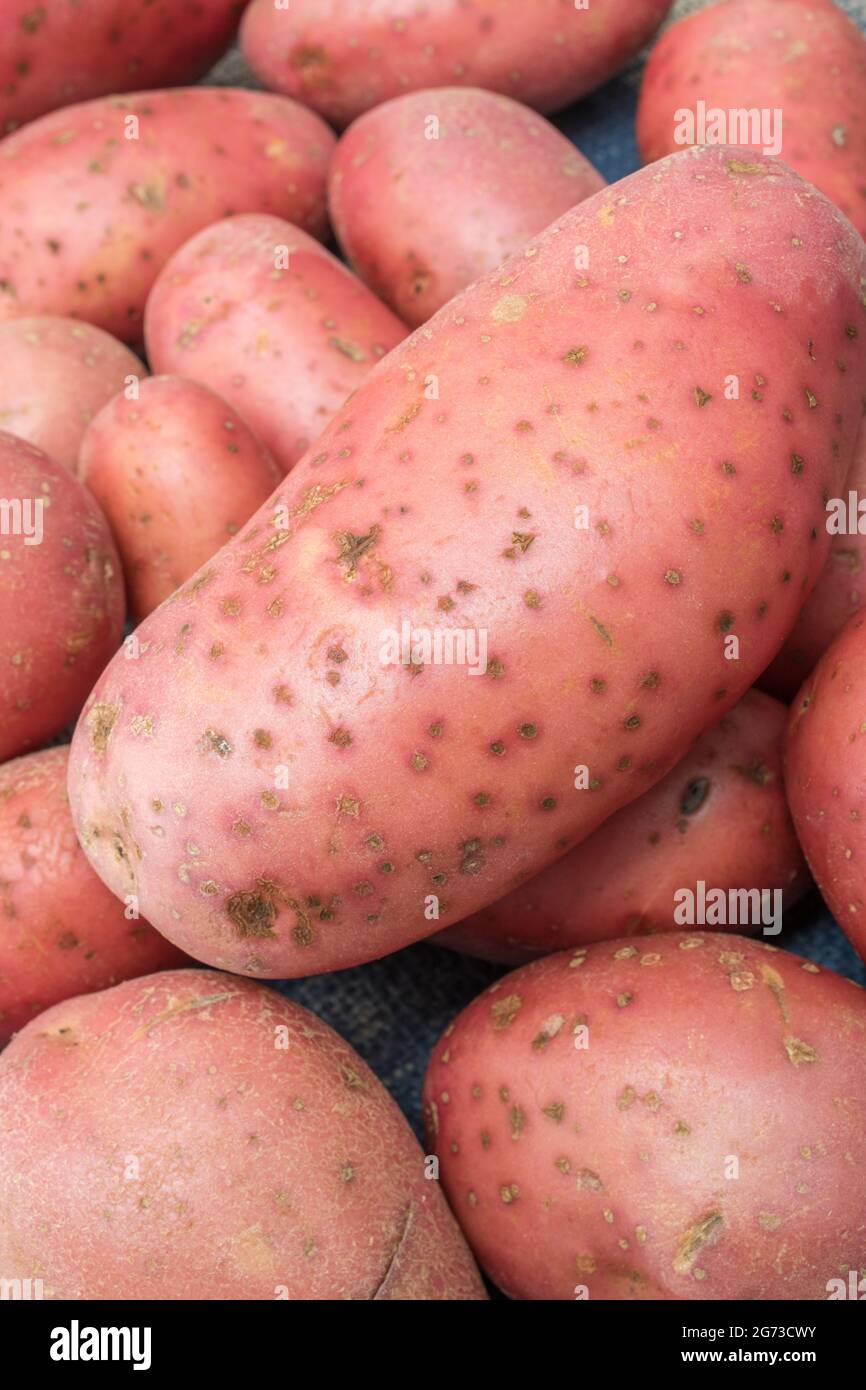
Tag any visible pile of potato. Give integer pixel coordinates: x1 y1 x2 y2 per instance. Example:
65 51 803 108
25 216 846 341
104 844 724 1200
0 0 864 1303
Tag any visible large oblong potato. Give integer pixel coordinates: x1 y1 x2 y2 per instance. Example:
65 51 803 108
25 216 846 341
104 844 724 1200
0 317 144 473
0 969 486 1300
438 689 809 963
786 610 866 963
79 376 282 620
0 432 125 763
0 88 335 341
67 149 866 980
329 87 605 326
145 214 408 474
0 746 185 1047
423 935 866 1299
241 0 674 129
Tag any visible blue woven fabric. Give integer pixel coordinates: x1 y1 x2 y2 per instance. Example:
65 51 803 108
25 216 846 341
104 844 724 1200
210 0 866 1139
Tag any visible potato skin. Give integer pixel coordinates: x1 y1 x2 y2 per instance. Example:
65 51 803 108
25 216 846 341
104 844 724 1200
0 969 486 1300
423 934 866 1300
79 377 282 620
145 215 408 474
241 0 674 130
329 87 605 327
67 149 866 979
0 317 143 473
0 1 247 135
0 747 184 1047
439 690 809 963
637 0 866 238
761 429 866 700
0 433 124 763
786 611 866 963
0 88 335 341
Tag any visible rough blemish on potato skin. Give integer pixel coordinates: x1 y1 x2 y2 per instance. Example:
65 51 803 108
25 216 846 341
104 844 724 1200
226 889 277 940
673 1211 724 1275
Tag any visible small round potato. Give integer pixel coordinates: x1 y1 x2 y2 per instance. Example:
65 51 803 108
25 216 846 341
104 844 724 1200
0 317 144 473
80 377 281 620
0 432 125 763
0 746 185 1046
330 88 605 326
0 970 486 1300
424 934 866 1299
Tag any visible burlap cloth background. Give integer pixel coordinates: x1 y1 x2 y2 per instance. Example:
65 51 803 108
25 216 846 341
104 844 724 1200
193 0 866 1136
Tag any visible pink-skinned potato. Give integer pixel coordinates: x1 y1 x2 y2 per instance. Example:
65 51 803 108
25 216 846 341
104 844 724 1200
0 88 335 342
240 0 675 131
786 610 866 962
423 934 866 1299
329 87 606 327
79 376 282 620
0 969 486 1300
145 214 408 474
0 433 124 763
438 689 809 964
0 1 248 135
637 0 866 238
761 426 866 700
0 746 185 1048
66 148 866 980
0 316 144 473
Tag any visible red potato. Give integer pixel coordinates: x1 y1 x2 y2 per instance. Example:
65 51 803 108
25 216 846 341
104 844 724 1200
0 88 335 342
329 87 606 327
145 215 408 474
0 316 144 473
67 149 866 980
761 426 866 700
0 1 248 135
0 747 184 1048
786 610 866 963
439 689 809 964
423 935 866 1300
0 969 487 1300
79 377 282 620
637 0 866 239
240 0 675 131
0 433 124 764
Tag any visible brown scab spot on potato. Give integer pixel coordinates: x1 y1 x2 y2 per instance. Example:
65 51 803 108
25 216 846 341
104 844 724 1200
783 1036 820 1065
673 1211 724 1275
290 42 328 70
226 890 277 940
202 728 232 759
509 1105 525 1138
491 993 522 1030
87 702 119 754
577 1169 603 1191
334 526 380 580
